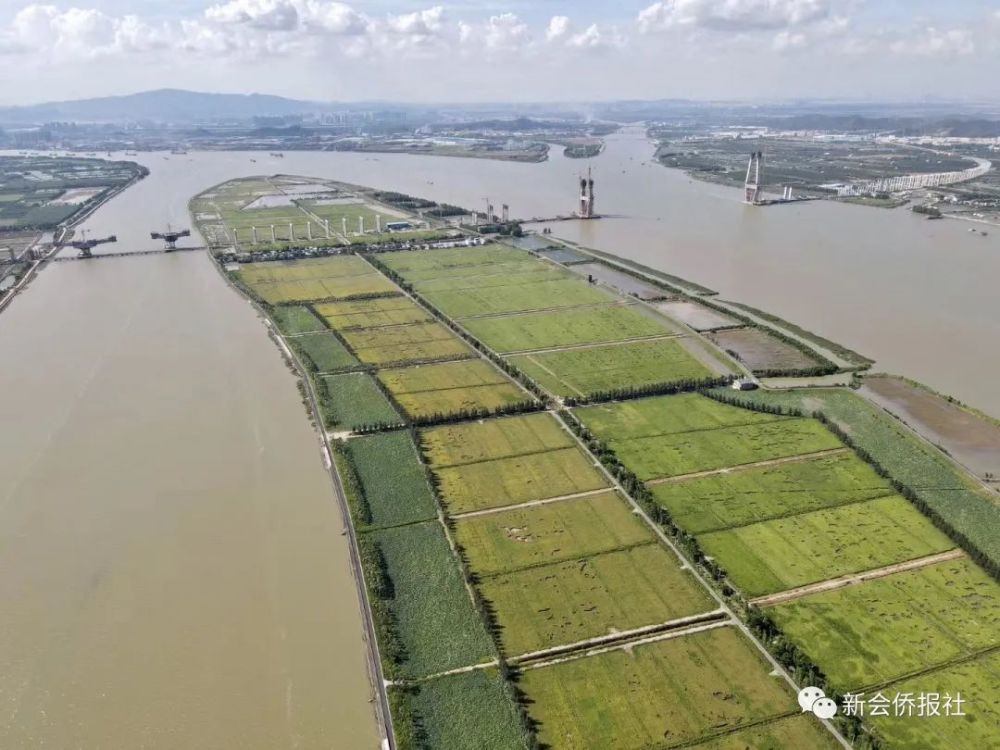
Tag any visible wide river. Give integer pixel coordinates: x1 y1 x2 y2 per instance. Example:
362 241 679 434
1 129 997 746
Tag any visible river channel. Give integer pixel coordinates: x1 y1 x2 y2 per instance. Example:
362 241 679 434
1 127 997 746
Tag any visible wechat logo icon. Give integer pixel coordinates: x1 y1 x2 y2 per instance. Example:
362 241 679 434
799 686 838 720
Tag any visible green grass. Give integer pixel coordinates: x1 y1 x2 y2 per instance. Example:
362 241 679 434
377 359 529 419
379 244 527 274
423 278 614 319
771 557 1000 690
414 266 559 292
270 304 325 334
433 446 610 514
719 387 1000 569
650 452 892 534
479 544 714 655
462 304 673 353
700 495 955 597
239 255 374 284
452 491 653 576
397 668 528 750
345 431 438 528
318 373 401 429
290 331 361 373
509 338 717 398
685 714 842 750
340 321 472 366
575 392 785 441
605 418 843 481
313 295 431 329
419 412 573 467
371 520 493 678
867 650 1000 750
519 626 796 750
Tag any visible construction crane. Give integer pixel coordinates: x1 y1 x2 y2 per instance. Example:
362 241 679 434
68 230 117 258
150 227 191 250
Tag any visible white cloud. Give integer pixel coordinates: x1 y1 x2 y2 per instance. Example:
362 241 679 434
546 15 570 42
205 0 368 35
386 6 444 37
459 13 529 52
638 0 834 33
772 29 806 51
4 4 169 59
890 27 974 57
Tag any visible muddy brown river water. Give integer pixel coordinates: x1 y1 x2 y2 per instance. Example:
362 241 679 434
1 127 998 747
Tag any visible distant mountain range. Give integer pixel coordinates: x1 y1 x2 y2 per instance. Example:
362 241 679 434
0 89 334 124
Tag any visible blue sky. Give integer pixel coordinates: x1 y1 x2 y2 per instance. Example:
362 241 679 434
0 1 997 104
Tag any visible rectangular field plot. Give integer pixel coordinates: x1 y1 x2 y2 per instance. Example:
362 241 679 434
420 412 573 467
423 278 614 319
453 491 653 576
254 272 397 304
378 244 527 275
708 327 824 373
398 668 528 750
651 452 892 534
377 359 529 420
608 418 843 482
771 557 1000 690
413 265 561 292
686 714 841 750
479 544 715 656
289 331 360 373
519 626 795 750
575 393 785 442
699 495 956 597
238 255 372 284
340 321 472 366
318 373 401 430
434 447 609 514
462 304 673 354
313 295 431 330
867 651 1000 750
510 339 715 398
370 520 493 678
270 304 325 334
345 431 437 528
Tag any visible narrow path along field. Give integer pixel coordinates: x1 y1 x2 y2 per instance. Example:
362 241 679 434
750 548 966 607
645 447 850 486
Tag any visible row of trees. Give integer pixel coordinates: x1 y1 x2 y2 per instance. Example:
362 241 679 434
563 376 731 407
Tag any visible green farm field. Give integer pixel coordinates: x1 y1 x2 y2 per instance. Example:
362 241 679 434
422 278 614 319
378 244 527 275
313 295 431 329
575 392 784 440
462 304 673 353
398 668 528 750
318 373 401 430
299 198 395 231
771 557 1000 689
413 265 561 292
452 491 653 576
420 412 573 467
370 520 493 678
867 650 1000 750
603 418 843 481
340 321 472 366
238 255 397 303
519 626 799 750
376 359 528 419
433 446 609 514
239 255 374 285
289 331 360 373
270 304 325 334
510 338 717 398
345 431 437 528
686 714 842 750
699 495 955 597
650 452 892 534
718 387 1000 570
479 544 715 655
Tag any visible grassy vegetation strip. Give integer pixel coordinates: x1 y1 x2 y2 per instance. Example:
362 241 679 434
462 304 673 354
317 372 402 431
269 304 326 334
452 490 654 577
517 626 800 750
681 714 844 750
508 338 716 398
344 431 438 530
770 557 1000 690
314 295 432 329
699 494 955 598
423 278 614 319
650 451 893 534
340 320 474 367
420 412 573 467
369 520 494 679
478 544 716 656
391 668 530 750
